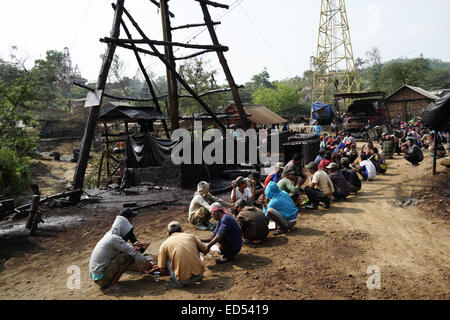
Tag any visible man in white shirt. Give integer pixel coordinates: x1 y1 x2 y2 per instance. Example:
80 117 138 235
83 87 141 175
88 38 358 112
303 162 333 210
357 153 376 181
231 176 255 211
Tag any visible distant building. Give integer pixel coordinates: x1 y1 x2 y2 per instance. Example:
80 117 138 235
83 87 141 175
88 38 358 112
385 85 439 121
224 104 288 129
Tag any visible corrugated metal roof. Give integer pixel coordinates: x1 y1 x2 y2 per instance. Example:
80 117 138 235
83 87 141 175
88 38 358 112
386 85 440 101
226 104 287 125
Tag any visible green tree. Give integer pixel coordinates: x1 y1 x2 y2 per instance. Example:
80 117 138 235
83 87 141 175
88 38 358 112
0 58 39 195
252 80 307 116
178 57 231 115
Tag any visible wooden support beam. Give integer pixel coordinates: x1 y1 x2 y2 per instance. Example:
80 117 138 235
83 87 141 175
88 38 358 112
121 6 227 132
171 21 220 31
199 2 250 130
100 37 229 52
15 190 83 212
174 49 216 61
110 42 159 57
194 0 229 9
178 85 244 99
160 0 180 132
114 3 170 139
71 0 125 203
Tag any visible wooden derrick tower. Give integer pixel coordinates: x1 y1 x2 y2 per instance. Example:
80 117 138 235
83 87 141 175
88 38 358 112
70 0 249 201
312 0 360 107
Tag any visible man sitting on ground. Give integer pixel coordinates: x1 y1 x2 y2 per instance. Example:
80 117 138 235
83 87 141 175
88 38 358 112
370 147 387 174
356 153 377 181
315 149 326 165
263 181 299 235
155 221 209 288
231 176 255 210
304 162 333 210
264 162 284 186
249 171 265 204
189 181 231 231
277 168 303 206
89 209 153 293
318 151 332 171
326 162 353 201
381 135 395 159
235 199 269 244
201 203 242 263
340 157 361 194
402 137 424 167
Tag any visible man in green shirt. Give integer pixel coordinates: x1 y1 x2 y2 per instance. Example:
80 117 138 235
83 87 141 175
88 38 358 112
277 169 302 206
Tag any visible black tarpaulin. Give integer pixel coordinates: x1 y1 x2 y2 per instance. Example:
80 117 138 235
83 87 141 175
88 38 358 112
125 135 180 168
420 93 450 131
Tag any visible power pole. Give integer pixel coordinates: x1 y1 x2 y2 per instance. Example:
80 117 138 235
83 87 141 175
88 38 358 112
312 0 360 108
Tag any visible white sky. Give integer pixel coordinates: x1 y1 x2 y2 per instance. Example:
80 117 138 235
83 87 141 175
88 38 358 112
1 0 450 84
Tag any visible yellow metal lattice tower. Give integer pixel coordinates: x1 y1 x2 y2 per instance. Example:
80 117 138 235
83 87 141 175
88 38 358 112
312 0 360 107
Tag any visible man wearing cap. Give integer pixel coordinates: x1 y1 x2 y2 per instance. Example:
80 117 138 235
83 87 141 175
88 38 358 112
263 181 298 235
340 157 361 193
89 209 153 293
201 204 242 263
326 162 353 201
264 162 284 186
231 176 255 209
304 162 333 210
277 168 303 205
189 181 232 231
156 221 209 288
235 199 269 243
402 137 424 167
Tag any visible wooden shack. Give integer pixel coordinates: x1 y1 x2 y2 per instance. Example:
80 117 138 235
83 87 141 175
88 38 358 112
385 85 439 121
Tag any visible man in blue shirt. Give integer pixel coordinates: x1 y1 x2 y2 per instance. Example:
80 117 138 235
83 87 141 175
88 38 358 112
263 182 299 235
201 203 242 263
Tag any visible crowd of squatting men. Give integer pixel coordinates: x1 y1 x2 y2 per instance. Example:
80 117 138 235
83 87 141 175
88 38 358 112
88 120 450 293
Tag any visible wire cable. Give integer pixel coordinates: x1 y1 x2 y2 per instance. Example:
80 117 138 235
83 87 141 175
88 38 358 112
70 0 93 51
239 3 292 78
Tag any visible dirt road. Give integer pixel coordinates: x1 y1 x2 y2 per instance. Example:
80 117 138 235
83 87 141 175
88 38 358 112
0 152 448 300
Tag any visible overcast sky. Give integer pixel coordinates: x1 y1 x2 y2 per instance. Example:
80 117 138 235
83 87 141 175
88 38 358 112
1 0 450 85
